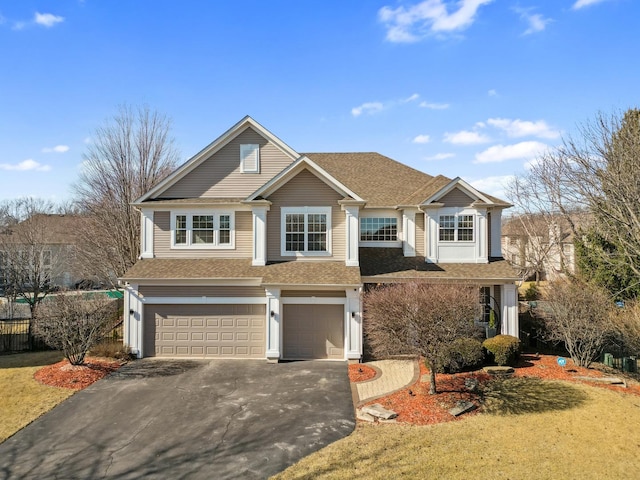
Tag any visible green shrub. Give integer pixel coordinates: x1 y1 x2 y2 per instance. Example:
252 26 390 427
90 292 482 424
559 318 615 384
483 334 521 366
524 283 539 301
435 337 485 373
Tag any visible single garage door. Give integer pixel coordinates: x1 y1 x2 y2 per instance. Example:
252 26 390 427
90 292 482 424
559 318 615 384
143 304 266 358
282 304 344 360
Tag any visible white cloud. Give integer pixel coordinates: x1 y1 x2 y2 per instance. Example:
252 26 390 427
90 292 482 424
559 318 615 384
42 144 70 153
378 0 493 43
351 102 384 117
523 13 552 35
413 134 431 144
351 93 421 117
487 118 560 139
419 101 450 110
0 159 52 171
488 89 498 97
443 130 491 145
468 175 515 200
425 152 455 161
474 141 549 164
34 12 64 27
573 0 610 9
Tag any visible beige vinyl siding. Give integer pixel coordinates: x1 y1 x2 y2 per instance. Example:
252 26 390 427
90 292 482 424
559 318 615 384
266 168 345 261
415 212 425 257
281 290 346 298
139 285 265 297
440 188 474 207
153 210 252 258
158 127 294 199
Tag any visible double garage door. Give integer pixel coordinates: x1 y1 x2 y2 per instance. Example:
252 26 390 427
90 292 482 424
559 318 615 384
144 303 344 360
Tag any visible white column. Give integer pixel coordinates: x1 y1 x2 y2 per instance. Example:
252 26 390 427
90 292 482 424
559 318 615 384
476 208 488 263
265 288 281 361
342 205 360 267
501 284 519 337
140 209 154 259
252 206 269 266
402 209 417 257
490 209 503 258
124 284 143 358
423 210 438 262
345 287 362 360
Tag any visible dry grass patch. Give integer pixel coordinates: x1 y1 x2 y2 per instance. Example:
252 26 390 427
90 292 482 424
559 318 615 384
273 381 640 480
0 351 74 442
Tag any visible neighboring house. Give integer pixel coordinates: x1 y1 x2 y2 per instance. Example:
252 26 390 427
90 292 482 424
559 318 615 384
0 214 85 291
121 116 519 361
501 214 576 282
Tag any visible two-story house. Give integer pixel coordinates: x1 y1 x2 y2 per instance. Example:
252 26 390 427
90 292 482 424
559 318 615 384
121 116 519 362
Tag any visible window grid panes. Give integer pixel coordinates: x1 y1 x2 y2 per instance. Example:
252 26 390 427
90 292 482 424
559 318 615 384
285 213 328 252
219 215 231 245
192 215 214 244
360 218 398 242
175 215 187 244
285 214 305 251
458 215 474 241
439 215 455 241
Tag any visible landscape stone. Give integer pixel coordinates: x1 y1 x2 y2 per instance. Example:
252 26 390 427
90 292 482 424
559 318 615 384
449 401 476 417
574 376 626 386
362 403 398 420
464 378 479 392
356 410 376 422
483 366 515 376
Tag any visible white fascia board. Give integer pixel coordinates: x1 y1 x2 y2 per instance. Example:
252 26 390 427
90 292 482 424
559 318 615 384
420 177 493 206
134 116 300 204
246 156 364 202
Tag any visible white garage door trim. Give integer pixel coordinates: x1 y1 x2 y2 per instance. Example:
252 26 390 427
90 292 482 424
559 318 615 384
142 296 267 304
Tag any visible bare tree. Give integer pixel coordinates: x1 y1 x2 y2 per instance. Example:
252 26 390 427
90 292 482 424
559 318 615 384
509 109 640 285
364 282 481 394
74 105 180 284
35 293 118 365
0 198 69 320
539 279 615 367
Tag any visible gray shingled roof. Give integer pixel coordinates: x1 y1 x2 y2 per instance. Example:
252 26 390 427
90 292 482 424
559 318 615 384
121 258 361 286
359 248 519 282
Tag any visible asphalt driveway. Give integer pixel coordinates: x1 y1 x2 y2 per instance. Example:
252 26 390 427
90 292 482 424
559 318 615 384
0 359 355 480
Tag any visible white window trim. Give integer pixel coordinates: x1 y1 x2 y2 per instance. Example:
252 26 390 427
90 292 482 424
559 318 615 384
280 206 332 257
438 211 476 243
170 210 235 250
240 144 260 174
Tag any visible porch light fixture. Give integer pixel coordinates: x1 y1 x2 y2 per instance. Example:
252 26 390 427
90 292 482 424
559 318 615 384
270 310 275 318
351 311 356 318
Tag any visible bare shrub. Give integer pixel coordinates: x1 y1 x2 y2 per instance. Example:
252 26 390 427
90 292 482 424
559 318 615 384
364 282 482 394
34 293 119 365
539 280 615 367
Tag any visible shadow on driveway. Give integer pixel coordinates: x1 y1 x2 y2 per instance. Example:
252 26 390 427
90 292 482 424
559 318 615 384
0 359 355 480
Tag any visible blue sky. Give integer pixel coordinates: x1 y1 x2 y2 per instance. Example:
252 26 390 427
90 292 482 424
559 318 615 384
1 0 638 203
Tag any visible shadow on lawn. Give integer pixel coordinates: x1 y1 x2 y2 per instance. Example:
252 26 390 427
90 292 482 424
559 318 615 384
482 377 588 415
0 351 64 369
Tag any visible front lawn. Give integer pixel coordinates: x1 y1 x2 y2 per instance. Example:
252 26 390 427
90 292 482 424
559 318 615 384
0 351 74 442
272 381 640 479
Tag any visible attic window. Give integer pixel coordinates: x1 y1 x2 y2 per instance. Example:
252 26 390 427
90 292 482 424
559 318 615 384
240 144 260 173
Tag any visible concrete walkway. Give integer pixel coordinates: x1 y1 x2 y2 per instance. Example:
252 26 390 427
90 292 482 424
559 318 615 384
355 359 418 404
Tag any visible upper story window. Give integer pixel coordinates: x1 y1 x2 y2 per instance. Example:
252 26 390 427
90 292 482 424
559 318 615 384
281 207 331 256
240 144 260 173
439 214 474 242
171 211 234 249
360 217 397 242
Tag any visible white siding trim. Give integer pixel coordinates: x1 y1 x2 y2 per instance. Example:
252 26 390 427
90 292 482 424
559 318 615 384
124 284 143 358
252 205 269 266
140 209 154 259
265 288 281 360
346 288 362 360
281 297 347 305
342 204 360 266
402 209 417 257
502 284 519 337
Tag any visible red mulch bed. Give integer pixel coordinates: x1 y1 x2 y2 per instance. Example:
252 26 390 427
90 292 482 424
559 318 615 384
348 364 377 383
34 357 124 390
356 354 640 426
